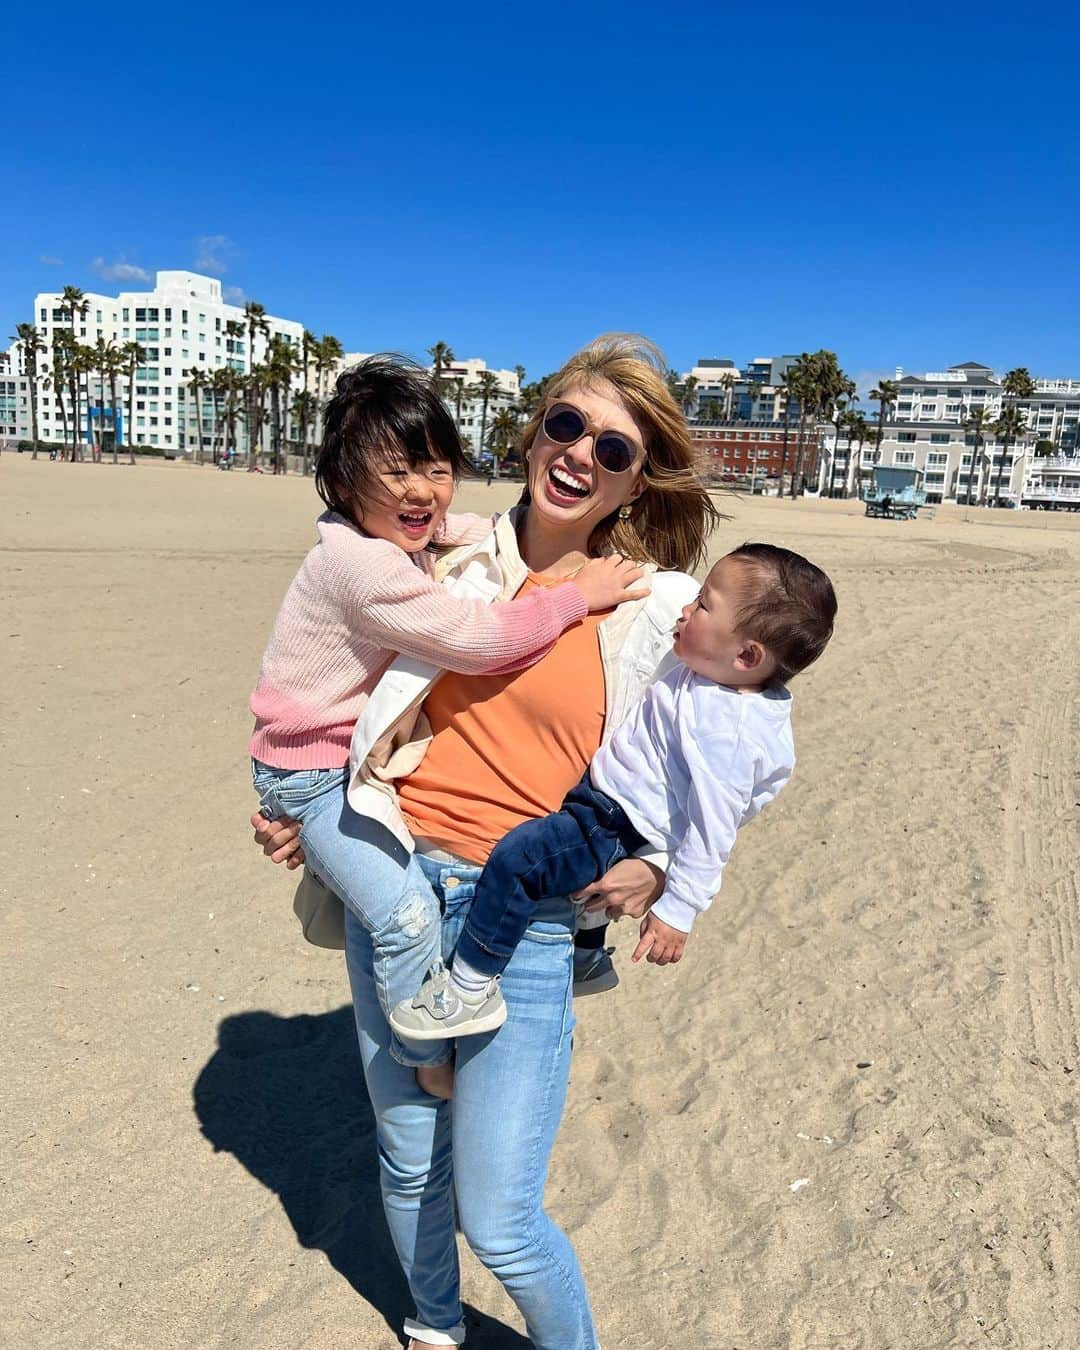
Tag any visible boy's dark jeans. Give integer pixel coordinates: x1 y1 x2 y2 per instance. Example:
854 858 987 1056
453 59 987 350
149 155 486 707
455 772 647 977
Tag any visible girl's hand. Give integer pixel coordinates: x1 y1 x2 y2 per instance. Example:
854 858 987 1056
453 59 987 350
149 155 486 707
251 812 306 869
573 857 664 920
631 913 687 966
573 556 650 613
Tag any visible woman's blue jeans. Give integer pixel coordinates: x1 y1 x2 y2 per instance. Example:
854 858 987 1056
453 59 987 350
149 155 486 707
344 851 599 1350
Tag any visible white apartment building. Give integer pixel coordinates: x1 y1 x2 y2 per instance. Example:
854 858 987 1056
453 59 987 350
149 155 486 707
22 270 304 455
435 357 520 456
0 343 32 443
821 360 1080 508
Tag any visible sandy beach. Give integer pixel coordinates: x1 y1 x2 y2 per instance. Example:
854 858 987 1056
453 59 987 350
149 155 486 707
3 454 1079 1349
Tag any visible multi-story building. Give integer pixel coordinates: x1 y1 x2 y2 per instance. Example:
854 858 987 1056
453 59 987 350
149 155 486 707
690 420 822 492
690 354 804 425
0 343 32 444
435 357 520 457
821 360 1080 508
17 270 304 455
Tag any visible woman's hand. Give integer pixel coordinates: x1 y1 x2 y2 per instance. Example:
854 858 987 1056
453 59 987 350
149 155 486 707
572 555 650 612
573 856 664 921
250 812 306 869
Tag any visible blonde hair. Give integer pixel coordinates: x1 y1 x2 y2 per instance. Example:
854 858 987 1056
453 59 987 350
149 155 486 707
518 333 721 573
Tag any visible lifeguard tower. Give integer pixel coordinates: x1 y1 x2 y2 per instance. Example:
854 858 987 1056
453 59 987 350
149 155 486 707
863 464 927 519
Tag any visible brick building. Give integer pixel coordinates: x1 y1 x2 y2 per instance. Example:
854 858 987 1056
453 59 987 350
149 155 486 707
690 420 822 490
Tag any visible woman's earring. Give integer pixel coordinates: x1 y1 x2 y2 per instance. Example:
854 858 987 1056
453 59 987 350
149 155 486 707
618 504 634 521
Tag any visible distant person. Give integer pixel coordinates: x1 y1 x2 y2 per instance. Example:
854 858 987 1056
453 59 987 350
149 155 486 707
252 335 718 1349
391 545 836 1041
248 355 647 1099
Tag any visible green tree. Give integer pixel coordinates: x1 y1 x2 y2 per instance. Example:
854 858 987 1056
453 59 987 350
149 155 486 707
186 367 207 464
314 334 344 443
291 390 319 474
777 355 815 498
121 341 147 465
488 406 521 475
265 334 301 473
50 329 72 455
105 343 124 464
962 407 990 505
990 368 1036 505
427 342 455 391
869 378 900 465
448 377 467 425
475 371 501 475
12 323 46 458
991 405 1027 506
680 374 700 417
90 336 115 461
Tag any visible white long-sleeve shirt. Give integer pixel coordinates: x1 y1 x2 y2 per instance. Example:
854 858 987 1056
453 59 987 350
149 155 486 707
590 665 795 933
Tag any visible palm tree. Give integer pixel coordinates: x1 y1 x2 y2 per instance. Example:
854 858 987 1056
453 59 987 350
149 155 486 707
816 367 856 497
514 364 526 393
749 382 770 423
90 336 114 461
828 402 854 497
105 344 124 464
718 370 737 421
121 341 147 465
298 329 318 464
314 334 344 443
217 369 245 464
291 390 319 474
51 330 71 456
680 374 699 418
186 367 207 464
962 407 990 505
12 324 46 458
488 406 520 475
448 377 467 426
475 371 501 475
845 413 871 498
869 378 899 464
428 342 455 390
70 344 96 462
778 355 815 498
991 404 1027 506
264 334 301 473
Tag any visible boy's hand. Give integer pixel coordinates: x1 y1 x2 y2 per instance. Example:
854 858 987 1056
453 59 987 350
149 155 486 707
631 913 687 966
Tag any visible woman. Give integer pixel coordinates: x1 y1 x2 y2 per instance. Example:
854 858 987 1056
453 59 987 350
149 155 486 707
254 334 719 1348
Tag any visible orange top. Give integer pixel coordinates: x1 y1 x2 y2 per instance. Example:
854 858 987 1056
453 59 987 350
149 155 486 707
399 575 608 864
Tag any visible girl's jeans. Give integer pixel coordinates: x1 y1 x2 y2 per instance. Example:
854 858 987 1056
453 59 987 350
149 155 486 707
344 851 599 1350
252 760 446 1069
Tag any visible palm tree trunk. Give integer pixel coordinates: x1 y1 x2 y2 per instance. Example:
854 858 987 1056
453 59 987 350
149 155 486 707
110 371 120 464
992 435 1010 505
127 361 137 465
790 411 807 498
777 400 792 498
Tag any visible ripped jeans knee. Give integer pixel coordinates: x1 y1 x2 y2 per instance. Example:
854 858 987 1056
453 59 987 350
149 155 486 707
372 888 449 1070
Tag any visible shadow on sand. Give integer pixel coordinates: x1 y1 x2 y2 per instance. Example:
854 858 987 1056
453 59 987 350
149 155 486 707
193 1005 530 1348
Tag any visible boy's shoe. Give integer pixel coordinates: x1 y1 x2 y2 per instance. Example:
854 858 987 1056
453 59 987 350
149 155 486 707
573 946 619 997
390 961 507 1041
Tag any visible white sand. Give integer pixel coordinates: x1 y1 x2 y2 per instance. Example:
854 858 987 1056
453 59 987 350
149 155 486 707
3 455 1079 1348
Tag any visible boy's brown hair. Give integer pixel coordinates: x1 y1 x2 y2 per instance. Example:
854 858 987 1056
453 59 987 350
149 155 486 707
727 543 837 683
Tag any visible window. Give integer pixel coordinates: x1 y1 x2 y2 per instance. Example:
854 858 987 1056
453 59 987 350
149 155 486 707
897 431 916 443
921 389 938 397
927 452 948 466
896 451 915 464
898 402 912 412
930 433 950 444
164 308 172 322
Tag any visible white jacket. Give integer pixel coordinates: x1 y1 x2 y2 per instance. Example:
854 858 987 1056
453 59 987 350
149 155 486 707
346 504 699 872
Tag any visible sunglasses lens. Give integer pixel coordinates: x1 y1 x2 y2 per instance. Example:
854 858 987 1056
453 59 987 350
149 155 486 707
543 405 587 444
595 434 635 474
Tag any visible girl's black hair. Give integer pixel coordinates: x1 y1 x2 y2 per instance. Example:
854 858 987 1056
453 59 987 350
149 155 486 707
315 354 469 525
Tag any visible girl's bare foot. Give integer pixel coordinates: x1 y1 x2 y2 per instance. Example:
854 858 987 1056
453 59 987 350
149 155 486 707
417 1062 455 1099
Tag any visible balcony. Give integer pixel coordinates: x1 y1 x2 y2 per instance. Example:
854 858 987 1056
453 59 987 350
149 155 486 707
1022 483 1080 500
1031 456 1080 471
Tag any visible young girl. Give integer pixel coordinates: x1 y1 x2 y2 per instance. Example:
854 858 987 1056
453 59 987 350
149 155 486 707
249 355 646 1097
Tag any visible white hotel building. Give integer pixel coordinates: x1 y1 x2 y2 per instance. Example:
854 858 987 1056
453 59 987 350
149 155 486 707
6 269 520 463
17 270 304 455
822 361 1080 509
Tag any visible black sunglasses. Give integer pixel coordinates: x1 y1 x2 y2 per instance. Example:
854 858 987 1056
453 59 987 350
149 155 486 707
541 402 644 475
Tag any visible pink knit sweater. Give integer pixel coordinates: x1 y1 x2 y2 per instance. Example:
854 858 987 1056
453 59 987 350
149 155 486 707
249 511 589 769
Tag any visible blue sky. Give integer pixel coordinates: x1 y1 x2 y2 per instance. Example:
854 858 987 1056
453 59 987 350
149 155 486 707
7 1 1080 392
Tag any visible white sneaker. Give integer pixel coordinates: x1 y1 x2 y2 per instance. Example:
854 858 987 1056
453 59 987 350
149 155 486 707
390 961 507 1041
